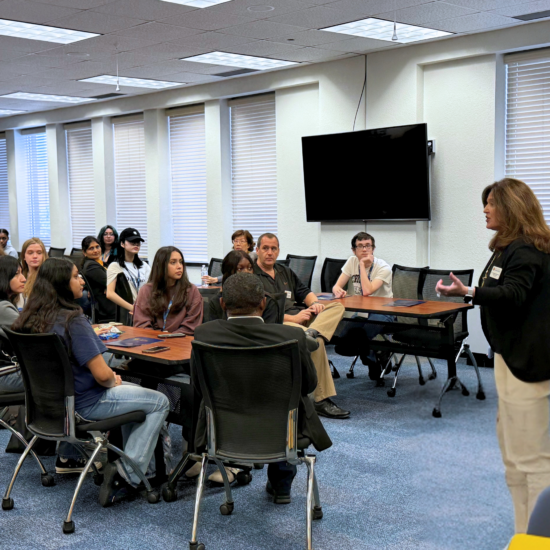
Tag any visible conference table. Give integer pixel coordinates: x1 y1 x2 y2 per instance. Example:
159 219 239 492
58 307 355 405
320 295 479 417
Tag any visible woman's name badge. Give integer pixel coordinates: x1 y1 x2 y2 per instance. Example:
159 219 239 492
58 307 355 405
490 266 502 279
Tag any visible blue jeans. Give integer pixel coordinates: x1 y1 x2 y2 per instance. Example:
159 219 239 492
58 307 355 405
74 383 169 487
0 369 23 392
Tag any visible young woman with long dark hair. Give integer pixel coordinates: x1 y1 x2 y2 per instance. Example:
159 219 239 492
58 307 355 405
0 256 26 393
97 225 118 265
13 258 169 504
437 178 550 534
106 228 151 316
133 246 203 334
81 236 116 322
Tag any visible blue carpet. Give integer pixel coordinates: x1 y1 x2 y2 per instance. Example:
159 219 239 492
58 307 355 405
0 352 513 550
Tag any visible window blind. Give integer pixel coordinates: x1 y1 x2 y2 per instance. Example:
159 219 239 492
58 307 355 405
113 117 148 257
0 138 9 231
66 126 95 247
22 132 50 247
168 105 207 263
505 52 550 224
230 94 277 239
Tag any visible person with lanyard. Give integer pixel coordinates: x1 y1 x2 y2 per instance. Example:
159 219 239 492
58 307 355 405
253 233 349 419
332 231 394 380
436 178 550 536
106 228 150 316
81 236 116 322
97 225 118 265
133 246 203 335
0 229 18 259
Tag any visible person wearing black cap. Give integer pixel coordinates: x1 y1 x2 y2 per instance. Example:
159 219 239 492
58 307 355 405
106 228 151 315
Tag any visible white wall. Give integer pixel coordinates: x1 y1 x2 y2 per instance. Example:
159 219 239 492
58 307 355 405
4 19 550 352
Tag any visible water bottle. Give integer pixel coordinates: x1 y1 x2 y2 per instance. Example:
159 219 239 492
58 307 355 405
201 265 208 286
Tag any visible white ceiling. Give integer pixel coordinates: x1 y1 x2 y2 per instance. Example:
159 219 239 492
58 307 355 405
0 0 546 114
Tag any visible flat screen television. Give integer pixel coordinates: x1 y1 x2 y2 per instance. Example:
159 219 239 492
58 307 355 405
301 123 430 222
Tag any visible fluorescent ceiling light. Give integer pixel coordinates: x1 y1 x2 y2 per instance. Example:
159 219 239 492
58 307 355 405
0 92 96 104
182 51 297 70
79 75 182 89
0 19 99 44
0 109 26 116
160 0 231 7
321 17 453 44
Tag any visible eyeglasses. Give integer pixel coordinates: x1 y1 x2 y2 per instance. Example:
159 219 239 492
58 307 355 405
354 245 373 250
233 239 247 245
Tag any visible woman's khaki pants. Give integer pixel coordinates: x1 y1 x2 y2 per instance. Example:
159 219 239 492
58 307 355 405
495 353 550 533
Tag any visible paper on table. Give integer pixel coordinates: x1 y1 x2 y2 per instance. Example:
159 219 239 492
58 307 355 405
383 300 426 307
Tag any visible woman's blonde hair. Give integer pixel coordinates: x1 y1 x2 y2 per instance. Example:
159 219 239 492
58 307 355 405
21 238 48 297
483 178 550 254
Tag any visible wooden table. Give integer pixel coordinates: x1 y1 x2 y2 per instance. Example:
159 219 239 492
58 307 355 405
320 295 477 417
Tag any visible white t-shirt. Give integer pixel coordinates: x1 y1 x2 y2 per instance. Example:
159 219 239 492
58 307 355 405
107 261 151 300
341 256 393 298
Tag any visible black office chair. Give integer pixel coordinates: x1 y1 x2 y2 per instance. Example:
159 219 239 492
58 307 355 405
320 258 347 293
199 287 223 323
2 329 159 534
275 259 290 267
189 340 322 550
387 269 485 407
48 247 65 258
286 254 317 289
80 272 98 324
208 258 223 279
114 272 134 326
70 248 82 257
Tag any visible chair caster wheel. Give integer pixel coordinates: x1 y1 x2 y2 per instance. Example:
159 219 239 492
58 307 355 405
313 505 323 520
376 379 385 387
63 520 75 534
162 484 178 502
220 501 234 515
93 474 104 486
253 463 264 470
461 388 470 397
236 472 252 485
432 408 442 418
41 474 55 487
477 391 486 401
429 373 437 380
346 372 354 379
2 497 13 510
419 377 425 386
147 490 160 504
387 388 396 397
189 543 205 550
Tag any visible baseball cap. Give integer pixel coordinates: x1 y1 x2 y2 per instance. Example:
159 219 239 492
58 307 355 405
119 228 144 243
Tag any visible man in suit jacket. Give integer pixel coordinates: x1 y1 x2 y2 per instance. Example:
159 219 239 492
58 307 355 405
192 272 332 503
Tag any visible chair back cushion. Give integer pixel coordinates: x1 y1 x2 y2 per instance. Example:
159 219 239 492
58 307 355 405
320 258 346 292
4 329 74 437
192 340 301 460
208 258 223 278
287 255 317 289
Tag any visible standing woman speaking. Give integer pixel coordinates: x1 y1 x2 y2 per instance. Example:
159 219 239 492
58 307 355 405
437 178 550 534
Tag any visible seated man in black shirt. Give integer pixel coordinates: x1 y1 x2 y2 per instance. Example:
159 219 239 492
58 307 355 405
253 233 349 419
192 273 332 503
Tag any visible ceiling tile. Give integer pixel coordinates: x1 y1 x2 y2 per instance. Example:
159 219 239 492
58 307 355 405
431 11 518 30
266 45 349 60
177 59 236 73
320 35 400 51
0 55 64 72
375 3 478 25
0 49 30 62
157 10 253 30
0 35 66 54
267 6 368 28
203 0 314 21
37 84 98 95
150 70 224 82
0 64 25 79
325 0 432 16
219 20 309 38
169 30 259 49
491 0 550 15
264 28 352 45
23 0 109 9
113 42 193 68
111 22 203 43
119 59 199 76
0 0 81 24
444 0 533 9
221 39 306 57
46 11 146 34
91 0 196 20
2 75 61 88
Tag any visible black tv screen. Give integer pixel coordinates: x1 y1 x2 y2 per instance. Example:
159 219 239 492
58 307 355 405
301 123 430 222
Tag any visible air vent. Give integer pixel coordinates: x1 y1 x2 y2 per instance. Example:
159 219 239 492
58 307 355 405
90 92 126 99
514 9 550 21
212 68 258 77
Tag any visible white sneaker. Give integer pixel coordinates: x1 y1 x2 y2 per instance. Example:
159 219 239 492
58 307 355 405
208 466 240 484
185 461 203 479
